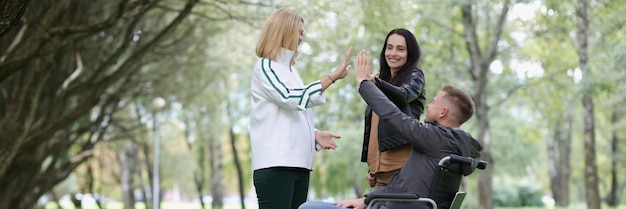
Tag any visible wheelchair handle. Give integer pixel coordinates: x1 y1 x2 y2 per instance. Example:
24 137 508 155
477 161 488 170
439 154 488 170
439 154 472 166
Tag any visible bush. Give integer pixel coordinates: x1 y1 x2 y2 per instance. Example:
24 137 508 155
493 181 543 207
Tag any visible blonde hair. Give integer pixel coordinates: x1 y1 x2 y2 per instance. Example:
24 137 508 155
255 8 303 64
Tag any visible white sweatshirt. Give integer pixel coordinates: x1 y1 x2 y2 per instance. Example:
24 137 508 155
249 48 326 171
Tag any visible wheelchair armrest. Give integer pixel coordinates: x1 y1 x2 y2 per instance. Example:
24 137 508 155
364 193 418 204
365 192 436 209
442 154 488 175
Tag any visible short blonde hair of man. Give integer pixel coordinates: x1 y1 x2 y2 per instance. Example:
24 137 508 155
255 8 303 65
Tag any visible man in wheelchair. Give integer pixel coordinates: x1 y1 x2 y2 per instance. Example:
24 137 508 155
298 50 484 209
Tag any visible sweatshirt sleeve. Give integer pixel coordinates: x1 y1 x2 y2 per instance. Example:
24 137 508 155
358 80 440 153
253 58 326 111
375 69 425 105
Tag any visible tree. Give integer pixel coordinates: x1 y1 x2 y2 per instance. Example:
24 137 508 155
589 0 626 205
459 1 511 208
516 1 581 205
575 0 601 208
118 140 139 209
0 0 200 208
547 109 573 206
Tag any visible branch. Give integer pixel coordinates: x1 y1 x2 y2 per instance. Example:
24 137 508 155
491 83 525 108
26 0 200 144
70 149 95 164
0 0 30 38
0 23 27 63
484 0 510 65
461 3 482 80
61 52 83 90
63 0 156 96
0 0 130 83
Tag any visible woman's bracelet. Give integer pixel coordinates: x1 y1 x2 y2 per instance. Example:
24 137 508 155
327 75 335 84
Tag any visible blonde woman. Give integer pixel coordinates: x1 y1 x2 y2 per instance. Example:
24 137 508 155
249 8 352 209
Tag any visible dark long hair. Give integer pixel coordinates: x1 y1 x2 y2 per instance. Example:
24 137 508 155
379 28 421 86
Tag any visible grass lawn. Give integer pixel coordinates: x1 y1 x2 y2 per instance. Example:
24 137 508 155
45 201 626 209
45 201 258 209
496 205 626 209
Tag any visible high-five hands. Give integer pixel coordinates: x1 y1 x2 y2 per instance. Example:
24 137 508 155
355 50 378 83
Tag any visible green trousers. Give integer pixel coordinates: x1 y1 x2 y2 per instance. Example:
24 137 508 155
253 167 311 209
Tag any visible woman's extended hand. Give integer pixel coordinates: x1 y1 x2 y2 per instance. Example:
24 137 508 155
329 46 353 81
314 130 340 149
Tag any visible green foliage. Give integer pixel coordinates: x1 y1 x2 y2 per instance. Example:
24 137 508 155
488 108 548 177
493 177 544 207
309 123 369 198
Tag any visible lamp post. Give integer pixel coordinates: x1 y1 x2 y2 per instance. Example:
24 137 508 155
152 97 166 209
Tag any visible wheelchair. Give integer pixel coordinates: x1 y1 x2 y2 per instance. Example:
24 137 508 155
365 154 488 209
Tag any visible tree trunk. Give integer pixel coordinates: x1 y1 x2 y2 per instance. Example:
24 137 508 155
547 113 571 206
576 0 600 208
119 140 138 209
195 143 207 209
136 166 150 209
227 102 246 209
48 191 63 209
209 134 225 209
86 162 103 209
71 193 82 209
477 128 493 209
228 128 246 209
183 119 207 209
581 94 600 209
460 1 510 208
606 111 618 206
141 140 155 209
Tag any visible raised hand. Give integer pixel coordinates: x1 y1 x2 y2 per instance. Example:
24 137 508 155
354 49 378 83
329 46 353 81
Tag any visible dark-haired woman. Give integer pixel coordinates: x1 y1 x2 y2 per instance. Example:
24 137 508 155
361 28 426 189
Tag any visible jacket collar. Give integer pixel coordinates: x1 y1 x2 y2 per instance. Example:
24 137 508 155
276 48 295 65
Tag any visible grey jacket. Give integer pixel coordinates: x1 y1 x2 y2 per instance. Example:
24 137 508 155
358 81 483 209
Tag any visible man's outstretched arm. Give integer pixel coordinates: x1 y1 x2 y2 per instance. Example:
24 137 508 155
355 49 415 131
354 50 433 148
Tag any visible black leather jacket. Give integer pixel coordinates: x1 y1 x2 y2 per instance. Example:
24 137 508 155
360 68 426 162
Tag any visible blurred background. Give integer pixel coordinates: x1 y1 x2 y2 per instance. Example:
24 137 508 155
0 0 624 209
